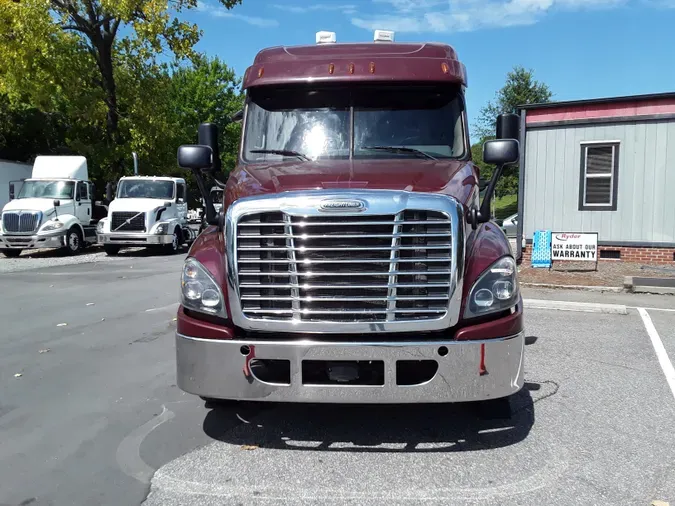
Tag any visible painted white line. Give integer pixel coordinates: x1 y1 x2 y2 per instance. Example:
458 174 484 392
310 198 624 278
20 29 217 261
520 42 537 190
145 303 179 313
637 308 675 401
523 299 627 315
628 306 675 313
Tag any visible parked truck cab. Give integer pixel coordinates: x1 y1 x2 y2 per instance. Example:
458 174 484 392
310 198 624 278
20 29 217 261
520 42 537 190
0 156 99 257
175 32 524 409
97 176 197 255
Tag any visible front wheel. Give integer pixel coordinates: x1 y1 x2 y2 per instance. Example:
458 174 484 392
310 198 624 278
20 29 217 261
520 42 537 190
1 249 22 258
163 228 180 255
64 227 82 255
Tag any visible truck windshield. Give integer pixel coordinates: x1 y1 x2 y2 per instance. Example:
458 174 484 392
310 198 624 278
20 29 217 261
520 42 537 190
243 84 466 162
17 180 75 199
117 180 175 199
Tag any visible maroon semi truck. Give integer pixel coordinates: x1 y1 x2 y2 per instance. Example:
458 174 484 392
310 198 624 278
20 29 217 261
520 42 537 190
175 31 524 411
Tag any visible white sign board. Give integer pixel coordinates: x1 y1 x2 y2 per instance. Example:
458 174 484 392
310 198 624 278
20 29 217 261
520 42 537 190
551 232 598 262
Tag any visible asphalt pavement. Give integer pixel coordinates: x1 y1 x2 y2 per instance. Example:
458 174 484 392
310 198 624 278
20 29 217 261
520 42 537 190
0 251 674 506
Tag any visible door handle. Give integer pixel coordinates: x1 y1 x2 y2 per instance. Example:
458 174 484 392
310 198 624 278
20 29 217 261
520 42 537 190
78 202 82 206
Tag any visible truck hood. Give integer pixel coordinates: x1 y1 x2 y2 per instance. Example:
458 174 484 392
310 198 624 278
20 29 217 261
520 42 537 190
226 159 477 207
2 198 73 214
108 198 172 213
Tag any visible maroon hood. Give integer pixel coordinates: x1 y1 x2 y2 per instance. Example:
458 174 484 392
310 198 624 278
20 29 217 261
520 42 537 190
225 159 478 207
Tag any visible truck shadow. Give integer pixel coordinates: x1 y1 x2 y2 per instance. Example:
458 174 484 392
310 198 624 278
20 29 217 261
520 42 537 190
202 385 538 454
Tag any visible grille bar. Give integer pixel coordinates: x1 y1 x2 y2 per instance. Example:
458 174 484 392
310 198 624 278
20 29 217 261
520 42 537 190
238 245 451 251
241 295 450 301
239 232 451 239
111 212 146 232
239 283 452 289
243 308 448 315
238 257 452 264
238 270 452 276
238 220 451 227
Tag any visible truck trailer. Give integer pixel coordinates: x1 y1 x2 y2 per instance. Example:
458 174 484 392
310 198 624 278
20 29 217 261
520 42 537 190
174 31 524 411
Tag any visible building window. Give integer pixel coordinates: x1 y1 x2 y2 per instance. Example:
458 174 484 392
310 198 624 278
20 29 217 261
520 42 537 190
579 142 619 211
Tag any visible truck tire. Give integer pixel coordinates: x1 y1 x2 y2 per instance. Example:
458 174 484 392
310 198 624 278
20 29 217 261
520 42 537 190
163 228 180 255
64 227 83 255
1 249 22 258
104 245 121 256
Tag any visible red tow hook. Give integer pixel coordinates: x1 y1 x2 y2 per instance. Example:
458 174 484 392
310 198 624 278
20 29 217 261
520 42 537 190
479 343 488 376
242 345 256 379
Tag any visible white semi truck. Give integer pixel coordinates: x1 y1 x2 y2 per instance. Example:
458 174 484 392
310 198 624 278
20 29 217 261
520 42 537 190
96 176 197 255
0 156 100 257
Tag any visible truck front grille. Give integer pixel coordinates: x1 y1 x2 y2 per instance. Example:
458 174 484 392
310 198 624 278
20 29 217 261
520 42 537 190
111 212 146 232
2 212 41 233
236 211 453 323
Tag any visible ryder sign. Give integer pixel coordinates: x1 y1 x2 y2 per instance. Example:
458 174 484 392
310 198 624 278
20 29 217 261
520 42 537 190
551 232 598 262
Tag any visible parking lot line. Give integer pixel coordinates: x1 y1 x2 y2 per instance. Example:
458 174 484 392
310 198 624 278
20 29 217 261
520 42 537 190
637 307 675 400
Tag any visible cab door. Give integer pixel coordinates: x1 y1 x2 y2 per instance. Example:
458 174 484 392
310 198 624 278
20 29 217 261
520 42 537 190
75 181 92 224
175 182 188 224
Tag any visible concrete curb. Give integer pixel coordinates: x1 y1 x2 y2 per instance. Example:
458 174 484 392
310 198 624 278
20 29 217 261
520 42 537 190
624 276 675 295
523 298 628 315
521 282 624 293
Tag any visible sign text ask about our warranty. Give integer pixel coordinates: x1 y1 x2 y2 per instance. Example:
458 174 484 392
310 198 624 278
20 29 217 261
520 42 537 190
551 232 598 261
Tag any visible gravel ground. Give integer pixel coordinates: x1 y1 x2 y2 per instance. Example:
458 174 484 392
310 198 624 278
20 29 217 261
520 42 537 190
519 261 675 287
0 246 183 274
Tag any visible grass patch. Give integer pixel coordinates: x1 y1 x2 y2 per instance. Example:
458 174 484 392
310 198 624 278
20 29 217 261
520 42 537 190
493 194 518 220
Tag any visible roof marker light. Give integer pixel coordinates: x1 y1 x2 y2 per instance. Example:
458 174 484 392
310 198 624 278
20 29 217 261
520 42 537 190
328 63 335 74
316 31 337 44
441 62 449 74
374 30 395 42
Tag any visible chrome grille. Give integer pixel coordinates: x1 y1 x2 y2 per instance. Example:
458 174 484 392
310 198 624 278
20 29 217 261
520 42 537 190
236 211 453 323
2 212 41 233
111 212 146 232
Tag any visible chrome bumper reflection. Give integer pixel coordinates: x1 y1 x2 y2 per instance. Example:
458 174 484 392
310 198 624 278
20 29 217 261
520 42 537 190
176 332 525 404
97 233 173 245
0 233 65 249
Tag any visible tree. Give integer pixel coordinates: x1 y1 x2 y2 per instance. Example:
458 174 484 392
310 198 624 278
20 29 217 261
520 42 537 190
0 0 242 176
472 66 552 206
474 65 552 141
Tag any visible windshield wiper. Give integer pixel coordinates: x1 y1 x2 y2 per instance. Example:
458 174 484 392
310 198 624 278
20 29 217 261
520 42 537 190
249 149 310 161
361 146 437 160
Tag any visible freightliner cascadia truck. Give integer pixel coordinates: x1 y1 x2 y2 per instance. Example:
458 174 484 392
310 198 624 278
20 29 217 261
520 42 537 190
174 30 525 413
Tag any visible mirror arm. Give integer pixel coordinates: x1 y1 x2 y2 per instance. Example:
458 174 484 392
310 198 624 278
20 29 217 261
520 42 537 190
191 169 220 228
469 164 504 229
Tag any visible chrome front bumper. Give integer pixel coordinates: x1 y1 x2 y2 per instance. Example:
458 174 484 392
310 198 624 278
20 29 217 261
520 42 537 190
0 232 65 249
97 233 173 245
176 332 525 404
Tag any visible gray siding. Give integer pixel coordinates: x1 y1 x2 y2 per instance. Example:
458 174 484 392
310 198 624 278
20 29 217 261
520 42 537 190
523 119 675 244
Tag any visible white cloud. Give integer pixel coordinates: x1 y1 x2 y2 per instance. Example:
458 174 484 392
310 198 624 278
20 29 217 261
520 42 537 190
352 0 627 33
272 4 359 15
197 1 279 27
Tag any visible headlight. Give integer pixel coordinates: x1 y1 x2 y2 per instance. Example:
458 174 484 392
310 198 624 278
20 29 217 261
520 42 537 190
154 223 168 235
464 256 519 318
96 221 105 233
181 258 227 318
40 221 65 232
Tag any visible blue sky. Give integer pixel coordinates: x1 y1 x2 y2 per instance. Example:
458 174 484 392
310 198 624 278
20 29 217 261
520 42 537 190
182 0 675 130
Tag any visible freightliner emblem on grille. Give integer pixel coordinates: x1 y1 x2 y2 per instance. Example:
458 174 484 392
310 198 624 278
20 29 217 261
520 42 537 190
318 199 367 212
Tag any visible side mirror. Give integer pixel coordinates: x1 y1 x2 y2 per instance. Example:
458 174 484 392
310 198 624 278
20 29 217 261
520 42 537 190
483 139 519 166
9 183 15 201
198 123 221 173
496 113 520 140
471 139 520 228
177 145 213 170
105 182 114 202
53 199 61 207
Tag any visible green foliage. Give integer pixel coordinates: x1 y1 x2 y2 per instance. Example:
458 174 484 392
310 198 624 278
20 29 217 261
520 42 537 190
0 0 243 189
